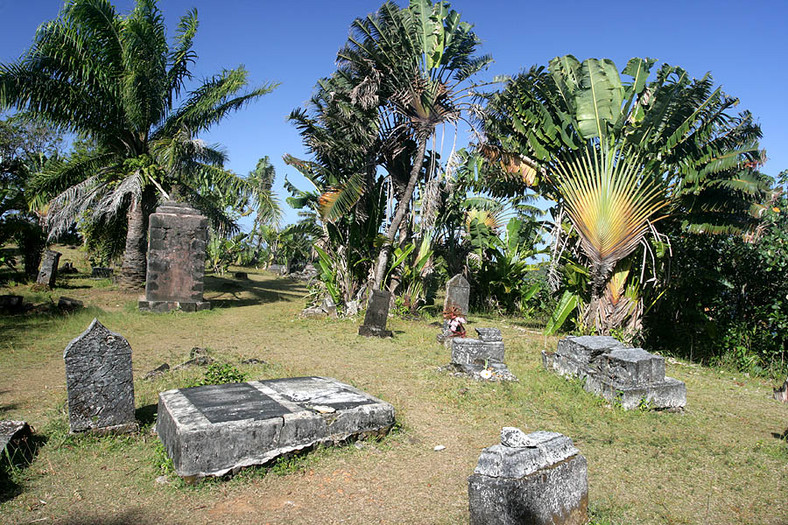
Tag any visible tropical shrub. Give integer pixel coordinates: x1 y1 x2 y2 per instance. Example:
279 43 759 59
645 173 788 375
481 55 764 336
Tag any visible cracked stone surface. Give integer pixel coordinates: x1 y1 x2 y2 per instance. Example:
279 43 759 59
156 376 396 478
63 319 137 433
469 428 588 525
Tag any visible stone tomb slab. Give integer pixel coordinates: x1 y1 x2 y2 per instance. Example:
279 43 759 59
157 376 395 478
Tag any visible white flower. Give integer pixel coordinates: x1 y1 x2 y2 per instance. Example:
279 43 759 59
479 369 493 380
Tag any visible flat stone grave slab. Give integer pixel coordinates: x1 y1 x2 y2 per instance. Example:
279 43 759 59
157 376 395 479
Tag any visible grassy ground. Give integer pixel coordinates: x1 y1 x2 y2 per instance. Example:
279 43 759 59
0 247 786 524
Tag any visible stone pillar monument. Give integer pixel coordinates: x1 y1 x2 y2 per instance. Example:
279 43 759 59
139 201 210 313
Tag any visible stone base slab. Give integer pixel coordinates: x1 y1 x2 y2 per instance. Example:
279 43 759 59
156 377 395 478
139 300 211 313
584 375 686 410
543 351 686 410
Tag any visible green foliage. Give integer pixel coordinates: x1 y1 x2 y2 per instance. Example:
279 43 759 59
481 55 764 335
545 290 581 335
0 0 275 287
644 172 788 375
189 363 246 387
206 232 255 275
0 114 62 279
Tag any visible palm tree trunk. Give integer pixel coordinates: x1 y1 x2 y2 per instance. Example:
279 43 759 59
586 262 612 333
372 135 428 289
118 196 147 290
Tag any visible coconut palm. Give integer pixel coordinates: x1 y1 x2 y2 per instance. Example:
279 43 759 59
481 55 764 333
318 0 491 290
0 0 274 289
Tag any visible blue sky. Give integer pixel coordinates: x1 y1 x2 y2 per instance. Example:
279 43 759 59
2 0 786 227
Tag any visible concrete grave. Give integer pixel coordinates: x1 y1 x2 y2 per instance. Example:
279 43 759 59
468 428 588 525
444 327 516 381
139 201 210 313
36 249 61 288
0 420 33 480
63 319 138 433
543 335 686 410
358 289 393 338
157 376 395 479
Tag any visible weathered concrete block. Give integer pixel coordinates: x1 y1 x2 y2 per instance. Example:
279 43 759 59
157 376 395 478
449 338 505 366
468 429 588 525
0 420 33 479
546 336 686 410
590 348 666 386
556 335 625 365
475 327 502 342
63 319 138 433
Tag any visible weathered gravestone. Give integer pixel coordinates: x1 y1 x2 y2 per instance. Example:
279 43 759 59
0 420 33 480
444 274 470 315
468 428 588 525
36 250 62 288
157 376 395 479
63 319 138 433
438 274 471 341
139 201 210 312
358 289 393 338
543 335 686 410
444 327 517 381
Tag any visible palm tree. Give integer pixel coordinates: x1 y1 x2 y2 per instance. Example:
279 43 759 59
0 0 275 289
318 0 491 290
481 55 764 334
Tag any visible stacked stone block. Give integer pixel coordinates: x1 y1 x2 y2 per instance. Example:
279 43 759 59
543 335 686 410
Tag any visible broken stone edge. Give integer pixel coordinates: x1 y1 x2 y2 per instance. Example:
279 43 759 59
156 378 396 479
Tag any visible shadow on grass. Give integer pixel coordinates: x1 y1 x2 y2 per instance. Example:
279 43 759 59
205 274 306 309
136 404 158 428
0 305 106 352
0 431 47 504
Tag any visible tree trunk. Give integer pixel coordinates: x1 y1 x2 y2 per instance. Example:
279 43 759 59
372 135 429 290
118 196 148 290
585 261 612 333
